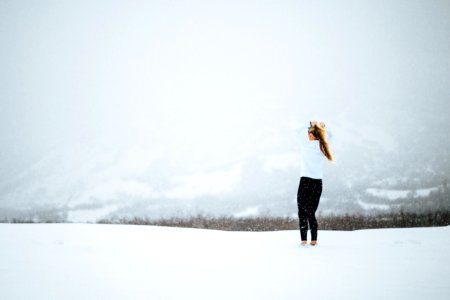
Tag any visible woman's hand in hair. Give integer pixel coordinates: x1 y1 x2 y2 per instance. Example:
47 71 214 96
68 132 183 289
310 120 326 128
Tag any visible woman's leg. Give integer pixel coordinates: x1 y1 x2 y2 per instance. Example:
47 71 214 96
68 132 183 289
308 180 322 241
297 177 308 241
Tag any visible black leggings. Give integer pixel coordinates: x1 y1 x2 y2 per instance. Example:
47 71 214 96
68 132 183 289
297 176 323 241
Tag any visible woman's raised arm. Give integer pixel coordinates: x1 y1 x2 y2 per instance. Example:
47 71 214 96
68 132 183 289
296 123 310 145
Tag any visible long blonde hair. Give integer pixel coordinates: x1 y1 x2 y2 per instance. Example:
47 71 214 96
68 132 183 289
308 124 334 161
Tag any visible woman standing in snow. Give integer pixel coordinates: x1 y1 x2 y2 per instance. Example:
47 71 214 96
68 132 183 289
297 120 334 246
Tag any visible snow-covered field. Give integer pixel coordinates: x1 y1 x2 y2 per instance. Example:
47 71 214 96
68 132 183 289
1 224 449 300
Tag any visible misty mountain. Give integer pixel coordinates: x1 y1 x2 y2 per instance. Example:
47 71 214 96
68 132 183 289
1 108 448 222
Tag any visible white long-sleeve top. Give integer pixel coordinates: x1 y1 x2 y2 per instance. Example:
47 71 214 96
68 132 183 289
297 123 334 180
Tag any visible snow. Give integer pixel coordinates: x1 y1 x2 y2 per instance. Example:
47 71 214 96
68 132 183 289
357 199 391 210
233 206 260 218
365 187 440 200
0 224 449 300
164 163 243 199
66 205 120 223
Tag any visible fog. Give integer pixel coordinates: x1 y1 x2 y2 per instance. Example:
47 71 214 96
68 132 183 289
1 0 449 221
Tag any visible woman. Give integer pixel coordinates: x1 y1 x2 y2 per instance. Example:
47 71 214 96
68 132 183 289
297 120 334 246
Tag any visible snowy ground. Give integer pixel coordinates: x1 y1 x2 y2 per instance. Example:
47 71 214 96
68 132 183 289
1 224 449 300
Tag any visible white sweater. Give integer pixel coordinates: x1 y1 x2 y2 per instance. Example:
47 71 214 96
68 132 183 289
298 124 334 180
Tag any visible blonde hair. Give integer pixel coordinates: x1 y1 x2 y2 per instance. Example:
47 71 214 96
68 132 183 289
308 124 334 161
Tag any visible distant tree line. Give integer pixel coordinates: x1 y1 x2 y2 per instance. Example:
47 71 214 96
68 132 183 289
96 210 450 231
2 210 449 231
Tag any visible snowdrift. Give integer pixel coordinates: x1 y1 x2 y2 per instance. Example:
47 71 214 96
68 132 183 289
0 223 449 299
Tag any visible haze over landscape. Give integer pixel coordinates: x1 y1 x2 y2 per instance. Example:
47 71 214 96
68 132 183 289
1 0 449 222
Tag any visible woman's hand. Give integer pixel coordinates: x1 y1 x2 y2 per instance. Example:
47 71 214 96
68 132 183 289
310 120 326 128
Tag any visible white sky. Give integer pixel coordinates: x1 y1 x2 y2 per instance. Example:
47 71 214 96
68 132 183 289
1 0 449 181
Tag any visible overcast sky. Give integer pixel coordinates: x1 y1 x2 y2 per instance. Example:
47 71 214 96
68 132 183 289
1 0 449 181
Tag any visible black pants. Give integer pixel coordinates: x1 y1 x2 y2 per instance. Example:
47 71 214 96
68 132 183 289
297 176 323 241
